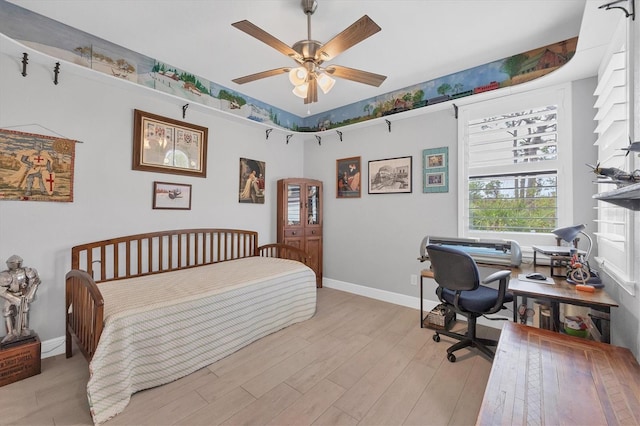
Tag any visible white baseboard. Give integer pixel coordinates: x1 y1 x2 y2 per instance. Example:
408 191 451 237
40 335 66 359
322 278 509 330
323 278 438 311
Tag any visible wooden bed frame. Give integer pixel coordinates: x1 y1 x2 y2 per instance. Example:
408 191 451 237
65 228 309 361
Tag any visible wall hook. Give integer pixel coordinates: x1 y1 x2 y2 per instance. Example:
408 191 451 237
453 103 458 119
53 62 60 85
21 53 28 77
385 119 391 132
336 130 343 141
599 0 635 19
182 104 189 119
286 134 293 144
265 128 273 140
315 135 321 146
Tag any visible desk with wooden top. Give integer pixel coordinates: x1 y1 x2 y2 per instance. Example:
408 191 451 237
420 262 618 343
508 268 618 342
477 322 640 425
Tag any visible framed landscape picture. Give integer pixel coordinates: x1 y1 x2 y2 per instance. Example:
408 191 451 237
423 147 448 193
152 181 192 210
336 156 361 198
133 109 208 178
368 156 412 194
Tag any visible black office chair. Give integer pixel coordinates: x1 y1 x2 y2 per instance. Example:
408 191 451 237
426 244 513 362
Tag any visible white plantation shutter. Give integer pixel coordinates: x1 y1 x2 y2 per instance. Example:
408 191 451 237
593 21 634 293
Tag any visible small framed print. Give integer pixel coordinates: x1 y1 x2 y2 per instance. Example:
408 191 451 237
337 156 361 198
423 147 448 193
152 181 192 210
368 156 412 194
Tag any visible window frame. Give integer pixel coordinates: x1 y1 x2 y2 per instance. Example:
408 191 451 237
457 84 574 250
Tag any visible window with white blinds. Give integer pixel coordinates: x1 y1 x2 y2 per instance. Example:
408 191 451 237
593 25 633 293
459 85 572 247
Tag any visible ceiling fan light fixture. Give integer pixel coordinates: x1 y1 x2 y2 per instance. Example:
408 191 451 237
288 67 308 86
316 72 335 94
232 2 386 105
292 82 309 98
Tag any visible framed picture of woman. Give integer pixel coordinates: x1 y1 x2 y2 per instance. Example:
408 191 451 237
238 158 265 203
336 156 361 198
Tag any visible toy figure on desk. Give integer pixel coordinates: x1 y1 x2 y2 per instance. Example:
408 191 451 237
566 248 603 289
0 255 41 345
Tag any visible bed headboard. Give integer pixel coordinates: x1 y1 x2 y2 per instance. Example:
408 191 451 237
71 228 258 283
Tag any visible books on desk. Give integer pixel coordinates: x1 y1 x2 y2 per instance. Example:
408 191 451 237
517 273 555 285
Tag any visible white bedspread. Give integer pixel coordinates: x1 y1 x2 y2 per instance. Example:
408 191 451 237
87 256 316 425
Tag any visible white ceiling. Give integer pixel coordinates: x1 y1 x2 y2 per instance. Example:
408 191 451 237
6 0 623 118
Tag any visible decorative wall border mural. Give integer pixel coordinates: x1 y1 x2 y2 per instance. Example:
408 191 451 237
0 1 577 133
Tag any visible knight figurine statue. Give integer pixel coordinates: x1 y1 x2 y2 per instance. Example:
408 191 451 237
0 255 41 345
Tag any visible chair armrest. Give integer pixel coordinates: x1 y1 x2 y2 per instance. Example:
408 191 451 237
482 270 512 315
482 270 511 285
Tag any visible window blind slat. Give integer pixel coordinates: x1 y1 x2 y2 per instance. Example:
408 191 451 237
594 50 625 96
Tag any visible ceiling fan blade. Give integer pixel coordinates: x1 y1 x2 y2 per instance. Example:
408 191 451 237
317 15 381 62
232 20 303 63
305 77 318 104
232 67 291 85
325 65 386 87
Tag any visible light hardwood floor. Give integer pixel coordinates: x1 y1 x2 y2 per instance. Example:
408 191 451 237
1 288 501 425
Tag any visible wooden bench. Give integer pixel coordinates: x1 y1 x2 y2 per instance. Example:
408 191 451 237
477 322 640 425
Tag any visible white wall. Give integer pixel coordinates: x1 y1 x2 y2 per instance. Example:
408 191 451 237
304 108 458 303
0 37 304 348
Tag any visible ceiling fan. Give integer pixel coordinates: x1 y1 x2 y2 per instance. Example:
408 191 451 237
231 0 387 104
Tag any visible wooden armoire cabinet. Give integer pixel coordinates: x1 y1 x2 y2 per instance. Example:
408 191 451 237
277 178 323 287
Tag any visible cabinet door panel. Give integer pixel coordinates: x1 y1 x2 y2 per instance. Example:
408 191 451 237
306 236 322 286
283 237 304 250
306 184 321 226
285 184 303 227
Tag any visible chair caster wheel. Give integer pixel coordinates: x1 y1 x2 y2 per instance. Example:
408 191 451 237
433 334 440 342
447 353 456 363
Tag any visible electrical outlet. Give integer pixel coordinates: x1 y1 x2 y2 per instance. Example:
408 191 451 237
410 274 418 286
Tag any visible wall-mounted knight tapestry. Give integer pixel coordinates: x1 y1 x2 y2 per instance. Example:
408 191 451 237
0 129 76 202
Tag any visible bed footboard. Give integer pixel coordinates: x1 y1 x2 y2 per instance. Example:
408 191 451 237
65 269 104 360
258 243 310 267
